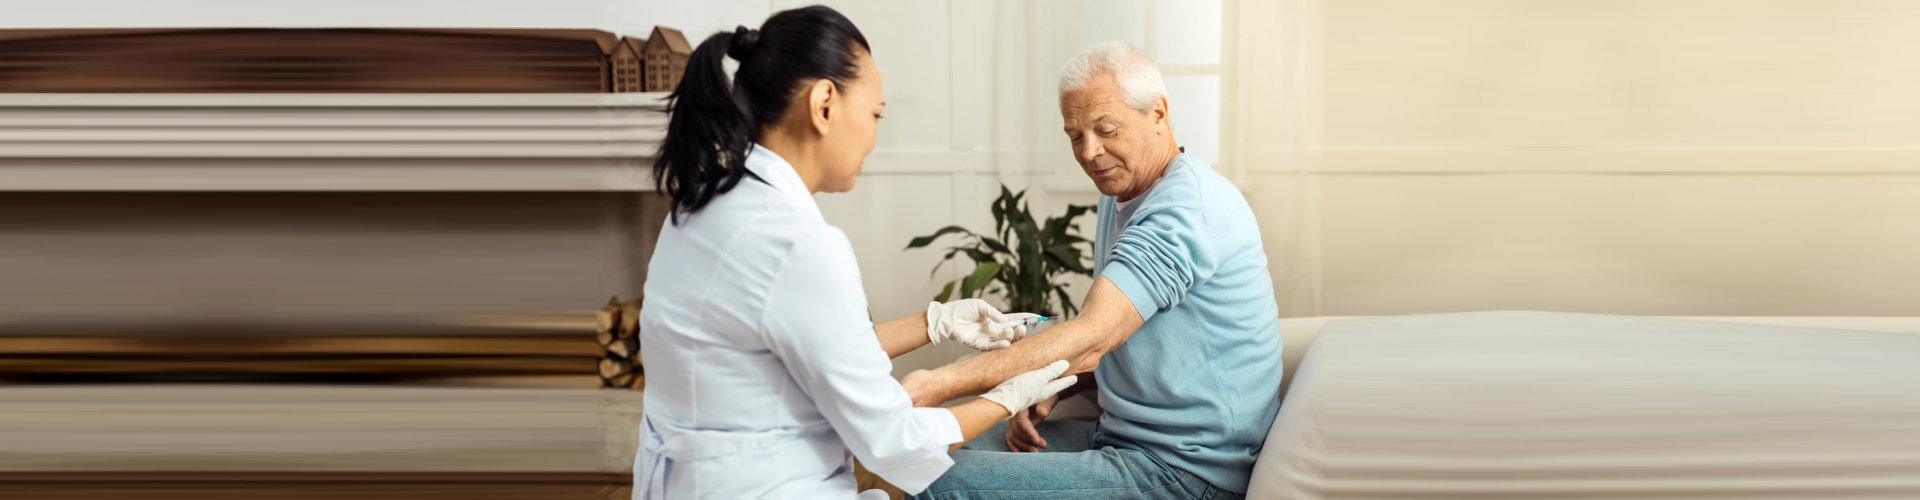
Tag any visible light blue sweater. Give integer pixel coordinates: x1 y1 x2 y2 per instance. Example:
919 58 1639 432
1091 153 1285 493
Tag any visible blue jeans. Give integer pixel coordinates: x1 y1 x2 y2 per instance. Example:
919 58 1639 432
913 419 1242 500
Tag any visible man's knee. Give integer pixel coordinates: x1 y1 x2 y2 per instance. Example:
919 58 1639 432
913 449 1000 499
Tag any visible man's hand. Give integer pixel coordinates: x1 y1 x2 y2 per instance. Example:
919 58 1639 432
926 300 1036 351
1006 393 1059 452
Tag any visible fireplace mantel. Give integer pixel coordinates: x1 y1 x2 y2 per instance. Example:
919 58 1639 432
0 93 664 191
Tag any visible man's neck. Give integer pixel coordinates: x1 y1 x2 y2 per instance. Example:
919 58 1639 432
1117 140 1183 203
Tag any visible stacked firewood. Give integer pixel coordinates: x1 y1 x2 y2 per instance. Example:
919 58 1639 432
595 297 644 390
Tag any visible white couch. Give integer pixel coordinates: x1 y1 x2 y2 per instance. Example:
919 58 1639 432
1244 311 1920 499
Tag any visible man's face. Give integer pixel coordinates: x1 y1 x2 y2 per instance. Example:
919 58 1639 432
1060 73 1168 200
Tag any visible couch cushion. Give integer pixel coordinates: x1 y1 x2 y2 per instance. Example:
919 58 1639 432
1248 311 1920 499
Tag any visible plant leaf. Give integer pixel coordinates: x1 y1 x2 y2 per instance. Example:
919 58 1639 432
1044 204 1096 245
905 225 975 249
1045 244 1091 274
959 261 1001 299
962 248 995 264
1011 206 1044 295
929 247 962 278
1055 286 1079 318
1064 203 1095 221
917 184 1100 311
1042 218 1068 245
980 237 1011 255
995 185 1013 234
934 281 956 302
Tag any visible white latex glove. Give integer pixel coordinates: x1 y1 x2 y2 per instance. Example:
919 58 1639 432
979 360 1078 416
927 299 1037 351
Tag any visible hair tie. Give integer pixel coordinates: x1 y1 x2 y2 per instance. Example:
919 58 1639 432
727 26 761 60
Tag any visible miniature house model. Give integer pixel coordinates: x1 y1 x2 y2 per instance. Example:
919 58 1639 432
607 36 648 93
640 26 691 92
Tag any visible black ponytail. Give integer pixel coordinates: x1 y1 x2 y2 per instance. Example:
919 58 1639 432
653 5 871 223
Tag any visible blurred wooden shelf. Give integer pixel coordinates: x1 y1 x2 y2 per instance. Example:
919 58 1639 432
0 336 598 356
0 312 609 385
0 385 646 473
0 311 598 336
0 93 666 192
0 356 595 375
0 472 631 500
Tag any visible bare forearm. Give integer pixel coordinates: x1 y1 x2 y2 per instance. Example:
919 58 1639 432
943 399 1010 452
874 311 930 359
923 317 1112 404
913 278 1141 406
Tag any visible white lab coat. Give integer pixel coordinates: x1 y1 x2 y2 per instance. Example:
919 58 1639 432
633 145 963 499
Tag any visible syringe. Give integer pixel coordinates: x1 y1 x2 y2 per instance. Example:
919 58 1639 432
992 315 1052 330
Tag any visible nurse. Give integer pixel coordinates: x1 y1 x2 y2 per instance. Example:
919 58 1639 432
633 6 1077 499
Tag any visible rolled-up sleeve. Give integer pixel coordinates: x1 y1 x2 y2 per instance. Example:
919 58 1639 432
1102 198 1218 323
758 227 963 493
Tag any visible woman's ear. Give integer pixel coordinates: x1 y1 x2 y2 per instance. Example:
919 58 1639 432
807 79 835 137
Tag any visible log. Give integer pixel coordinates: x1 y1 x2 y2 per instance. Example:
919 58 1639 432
617 301 641 338
597 358 631 379
606 336 638 359
595 298 644 390
596 296 621 352
595 296 621 335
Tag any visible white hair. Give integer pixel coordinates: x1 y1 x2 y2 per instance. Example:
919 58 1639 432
1058 41 1166 113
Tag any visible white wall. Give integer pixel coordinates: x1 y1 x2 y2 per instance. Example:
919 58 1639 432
791 0 1012 374
983 0 1920 319
1242 0 1920 317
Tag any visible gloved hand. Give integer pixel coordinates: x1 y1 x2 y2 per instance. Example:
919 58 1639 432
926 299 1038 351
979 360 1078 416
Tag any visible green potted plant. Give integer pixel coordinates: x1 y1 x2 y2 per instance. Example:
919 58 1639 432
904 185 1097 318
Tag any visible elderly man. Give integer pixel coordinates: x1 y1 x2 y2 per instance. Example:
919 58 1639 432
905 41 1284 499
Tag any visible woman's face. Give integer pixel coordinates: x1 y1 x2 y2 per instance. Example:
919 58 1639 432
814 50 883 193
